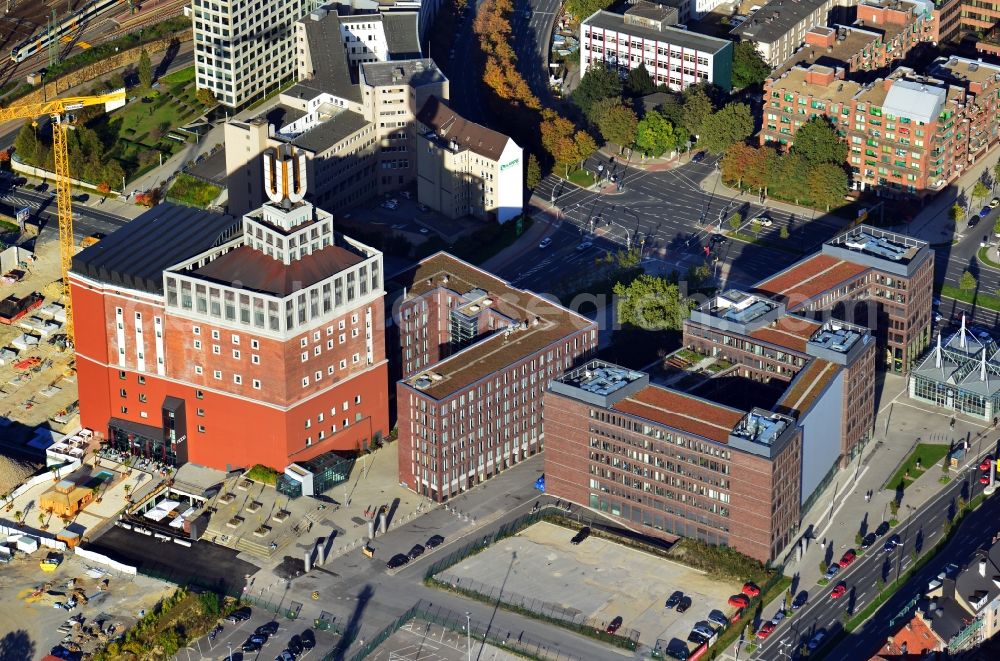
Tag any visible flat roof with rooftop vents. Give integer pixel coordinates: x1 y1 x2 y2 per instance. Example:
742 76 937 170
550 360 650 408
729 409 797 457
806 320 872 365
689 290 786 335
823 225 929 276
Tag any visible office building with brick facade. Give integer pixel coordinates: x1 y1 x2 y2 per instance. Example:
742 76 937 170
392 253 597 501
544 226 932 562
70 148 389 471
762 55 1000 198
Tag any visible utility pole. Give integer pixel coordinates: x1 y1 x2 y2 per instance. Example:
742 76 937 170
47 10 57 70
465 612 472 661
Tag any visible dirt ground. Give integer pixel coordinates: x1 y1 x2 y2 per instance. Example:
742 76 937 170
0 549 173 658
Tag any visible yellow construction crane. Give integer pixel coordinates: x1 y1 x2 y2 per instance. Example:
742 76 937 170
0 90 126 341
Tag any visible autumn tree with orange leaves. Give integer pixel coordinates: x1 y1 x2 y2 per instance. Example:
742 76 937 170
473 0 540 110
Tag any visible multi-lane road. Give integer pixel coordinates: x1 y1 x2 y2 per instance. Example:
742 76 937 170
754 454 999 660
0 177 130 243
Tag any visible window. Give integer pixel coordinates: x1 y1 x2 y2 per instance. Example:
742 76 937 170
302 376 310 387
197 408 205 416
315 370 322 381
252 354 260 365
251 339 259 349
318 413 324 423
253 379 261 390
314 346 321 356
340 359 347 369
197 425 206 433
352 353 360 364
326 340 334 349
193 326 201 335
233 349 241 359
338 320 346 330
120 388 127 397
212 345 221 355
214 370 222 379
313 331 320 341
195 365 203 375
300 338 308 348
194 340 202 349
119 370 126 380
121 407 128 414
232 334 240 345
234 374 242 385
139 393 146 403
351 314 358 324
301 352 308 362
339 333 346 344
351 328 359 338
326 327 334 336
211 330 220 340
355 395 362 404
327 365 335 374
305 419 312 429
138 375 145 385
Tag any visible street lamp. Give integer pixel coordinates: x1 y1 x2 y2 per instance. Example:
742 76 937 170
227 644 233 661
465 612 472 661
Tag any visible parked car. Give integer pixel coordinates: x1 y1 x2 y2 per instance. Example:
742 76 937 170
538 237 553 249
711 233 728 244
571 527 590 545
756 622 776 639
860 532 877 550
242 640 263 653
677 596 692 613
728 594 750 608
256 622 279 636
884 534 902 553
980 206 991 218
840 550 857 567
248 633 268 646
708 609 729 628
226 607 252 623
969 215 981 228
980 456 994 471
875 521 891 537
981 474 991 484
823 563 841 580
757 214 773 227
606 616 623 634
665 591 684 609
771 609 786 624
274 652 295 661
991 197 1000 209
830 582 847 599
386 553 410 569
693 622 715 638
288 635 304 655
301 629 316 650
791 591 808 610
692 151 706 162
408 544 425 559
742 582 761 597
807 630 828 651
426 534 445 548
576 241 593 251
687 630 709 645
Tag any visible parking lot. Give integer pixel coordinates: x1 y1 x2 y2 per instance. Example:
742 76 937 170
436 521 740 649
177 606 337 661
367 620 520 661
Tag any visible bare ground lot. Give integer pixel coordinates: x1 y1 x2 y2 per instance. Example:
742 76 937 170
438 521 741 648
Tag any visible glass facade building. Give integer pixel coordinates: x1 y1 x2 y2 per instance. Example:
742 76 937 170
909 322 1000 421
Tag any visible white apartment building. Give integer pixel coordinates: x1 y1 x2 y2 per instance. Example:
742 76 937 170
415 96 523 224
191 0 322 108
581 8 733 92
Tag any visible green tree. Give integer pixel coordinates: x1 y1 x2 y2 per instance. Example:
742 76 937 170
994 161 1000 184
780 225 790 239
138 48 153 90
13 121 37 163
626 64 656 96
564 0 614 20
770 153 810 204
728 212 742 232
526 153 541 190
699 103 754 154
808 163 849 210
951 203 966 222
196 88 217 107
574 130 598 168
792 117 847 166
613 274 693 331
731 41 771 89
572 63 622 118
592 99 638 149
635 110 682 157
680 85 715 136
960 269 977 292
973 180 990 203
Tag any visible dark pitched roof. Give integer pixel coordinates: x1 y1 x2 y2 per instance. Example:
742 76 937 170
70 204 240 295
290 109 370 153
192 244 365 297
381 12 421 58
302 13 362 103
417 96 511 161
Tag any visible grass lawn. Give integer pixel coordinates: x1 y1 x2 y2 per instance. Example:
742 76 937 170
161 67 196 86
886 443 950 492
562 168 596 188
940 284 1000 314
167 173 222 208
978 246 1000 270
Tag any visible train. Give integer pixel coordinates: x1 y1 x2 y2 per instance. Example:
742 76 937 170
10 0 126 63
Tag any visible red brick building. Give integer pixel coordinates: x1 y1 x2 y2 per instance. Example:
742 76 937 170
392 253 598 501
70 149 389 471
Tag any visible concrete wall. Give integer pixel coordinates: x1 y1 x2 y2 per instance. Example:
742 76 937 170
75 545 137 575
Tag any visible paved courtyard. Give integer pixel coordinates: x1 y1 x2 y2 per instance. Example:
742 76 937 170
368 621 520 661
437 521 740 647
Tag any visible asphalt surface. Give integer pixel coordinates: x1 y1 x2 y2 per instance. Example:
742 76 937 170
510 0 560 104
752 448 1000 660
0 177 132 243
441 1 488 124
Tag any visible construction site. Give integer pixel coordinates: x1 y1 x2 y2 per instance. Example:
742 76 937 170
0 546 172 657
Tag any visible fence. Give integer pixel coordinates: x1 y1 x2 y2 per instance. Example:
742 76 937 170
334 599 586 661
